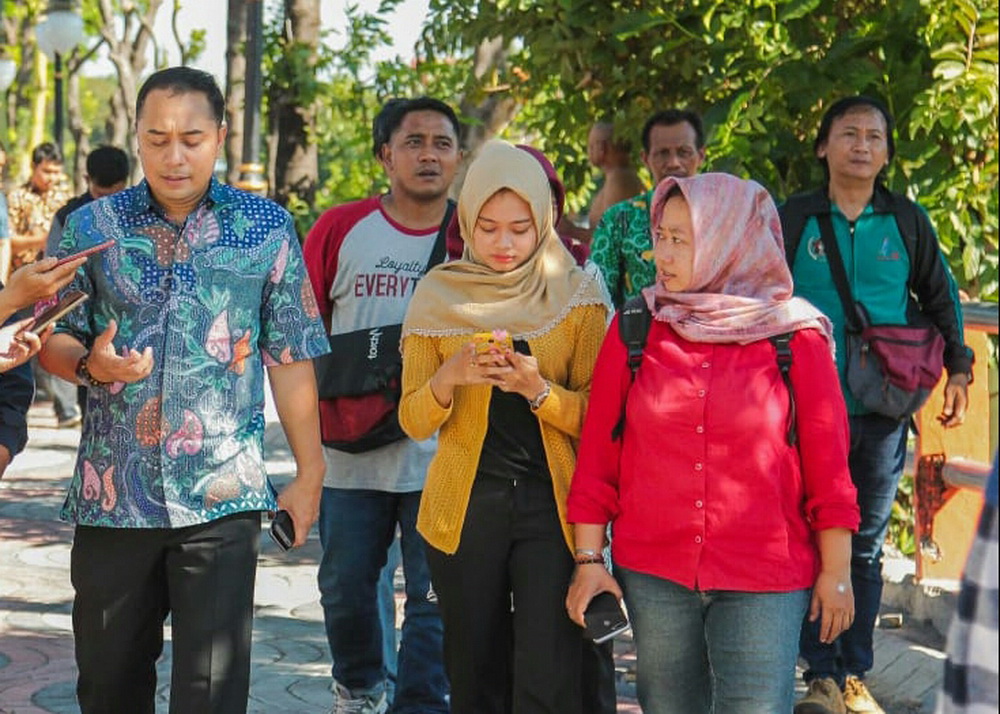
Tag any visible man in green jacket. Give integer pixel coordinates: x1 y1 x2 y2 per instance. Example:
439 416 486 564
786 96 972 714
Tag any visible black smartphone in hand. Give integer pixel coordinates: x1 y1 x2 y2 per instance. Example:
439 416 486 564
24 290 88 334
584 591 630 643
269 510 295 551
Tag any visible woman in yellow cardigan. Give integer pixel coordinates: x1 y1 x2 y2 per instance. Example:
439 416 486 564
399 139 609 713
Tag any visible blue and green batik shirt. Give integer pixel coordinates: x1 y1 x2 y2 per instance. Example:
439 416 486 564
54 178 329 528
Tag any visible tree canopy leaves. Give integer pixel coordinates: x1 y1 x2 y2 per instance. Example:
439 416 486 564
416 0 998 297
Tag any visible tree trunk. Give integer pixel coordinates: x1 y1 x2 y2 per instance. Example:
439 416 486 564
97 0 165 184
450 38 518 198
270 0 320 212
67 69 89 193
106 91 129 149
6 13 36 183
225 0 247 185
28 50 47 170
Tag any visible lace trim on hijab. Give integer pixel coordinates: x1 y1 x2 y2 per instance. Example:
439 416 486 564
403 272 610 341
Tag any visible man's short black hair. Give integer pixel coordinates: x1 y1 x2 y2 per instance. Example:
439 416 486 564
372 96 460 158
372 98 410 158
814 95 895 171
31 142 63 166
86 146 130 188
136 67 225 126
641 109 705 153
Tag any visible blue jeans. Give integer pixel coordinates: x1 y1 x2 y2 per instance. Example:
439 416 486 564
317 488 448 713
799 413 908 687
618 566 809 714
380 534 401 703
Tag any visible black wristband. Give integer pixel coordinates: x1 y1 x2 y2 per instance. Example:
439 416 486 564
75 352 110 388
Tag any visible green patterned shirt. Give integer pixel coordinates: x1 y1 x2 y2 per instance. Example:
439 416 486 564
589 188 656 307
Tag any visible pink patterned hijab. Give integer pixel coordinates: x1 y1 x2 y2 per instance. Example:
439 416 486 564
644 172 833 348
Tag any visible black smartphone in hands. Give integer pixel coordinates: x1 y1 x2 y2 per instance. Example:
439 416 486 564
584 591 630 644
269 510 295 551
24 290 89 334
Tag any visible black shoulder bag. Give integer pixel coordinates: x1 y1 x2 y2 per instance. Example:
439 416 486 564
816 213 944 420
314 200 455 453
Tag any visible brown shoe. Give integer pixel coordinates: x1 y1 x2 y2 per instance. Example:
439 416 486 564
843 676 886 714
795 677 847 714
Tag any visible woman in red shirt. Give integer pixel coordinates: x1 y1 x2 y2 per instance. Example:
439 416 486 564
566 172 861 713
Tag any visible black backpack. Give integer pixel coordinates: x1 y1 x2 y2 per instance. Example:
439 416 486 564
610 295 797 446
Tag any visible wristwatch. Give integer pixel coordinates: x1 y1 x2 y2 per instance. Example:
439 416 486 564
75 351 110 388
528 381 551 411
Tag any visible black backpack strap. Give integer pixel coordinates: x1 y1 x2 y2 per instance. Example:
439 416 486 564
778 190 826 270
770 332 797 446
611 295 652 441
881 189 922 295
426 199 456 270
778 200 808 270
815 212 864 333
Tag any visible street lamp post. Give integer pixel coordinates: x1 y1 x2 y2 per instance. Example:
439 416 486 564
0 2 17 95
34 0 84 152
235 0 267 195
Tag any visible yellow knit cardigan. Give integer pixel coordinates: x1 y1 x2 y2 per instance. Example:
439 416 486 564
399 303 608 555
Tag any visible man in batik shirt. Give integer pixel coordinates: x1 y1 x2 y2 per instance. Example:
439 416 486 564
589 109 705 307
39 67 329 714
6 142 77 424
6 142 72 274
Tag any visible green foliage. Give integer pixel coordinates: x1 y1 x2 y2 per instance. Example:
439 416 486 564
888 470 916 557
263 0 470 230
421 0 999 300
906 0 998 298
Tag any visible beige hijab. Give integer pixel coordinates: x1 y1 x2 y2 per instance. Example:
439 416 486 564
403 139 607 339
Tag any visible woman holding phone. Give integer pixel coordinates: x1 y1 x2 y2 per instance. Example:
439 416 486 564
0 255 86 373
566 173 861 714
398 139 609 713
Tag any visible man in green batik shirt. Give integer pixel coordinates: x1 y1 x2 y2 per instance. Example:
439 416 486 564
589 109 706 306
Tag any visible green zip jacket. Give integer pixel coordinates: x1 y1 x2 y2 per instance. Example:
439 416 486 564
782 185 972 415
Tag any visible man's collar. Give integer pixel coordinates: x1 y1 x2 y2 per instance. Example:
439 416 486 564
869 182 893 212
23 180 49 196
130 177 235 219
813 180 891 215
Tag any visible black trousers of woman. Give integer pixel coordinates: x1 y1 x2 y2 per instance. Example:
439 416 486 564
426 474 584 714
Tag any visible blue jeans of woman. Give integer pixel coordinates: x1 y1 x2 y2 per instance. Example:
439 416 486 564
799 412 908 686
617 566 809 714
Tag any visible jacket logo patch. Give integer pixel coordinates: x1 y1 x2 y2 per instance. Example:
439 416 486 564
807 235 827 261
877 236 900 261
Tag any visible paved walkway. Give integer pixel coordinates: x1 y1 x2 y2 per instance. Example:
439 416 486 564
0 403 948 713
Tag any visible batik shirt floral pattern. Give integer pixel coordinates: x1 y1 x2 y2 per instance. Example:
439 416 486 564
7 179 73 269
54 179 328 528
589 188 656 307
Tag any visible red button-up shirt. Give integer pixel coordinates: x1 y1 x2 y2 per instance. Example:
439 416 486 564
568 319 860 592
